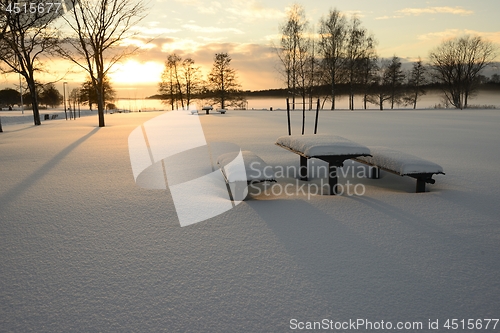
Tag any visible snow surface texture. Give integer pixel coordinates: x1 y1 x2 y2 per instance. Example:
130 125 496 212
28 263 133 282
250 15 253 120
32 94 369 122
128 111 248 226
276 134 371 157
1 110 500 332
356 146 445 175
217 150 275 183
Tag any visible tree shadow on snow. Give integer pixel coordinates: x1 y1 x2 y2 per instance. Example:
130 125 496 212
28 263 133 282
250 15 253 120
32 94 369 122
0 127 100 211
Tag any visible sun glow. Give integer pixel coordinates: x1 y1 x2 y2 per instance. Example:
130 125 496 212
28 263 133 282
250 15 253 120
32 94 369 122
109 60 164 85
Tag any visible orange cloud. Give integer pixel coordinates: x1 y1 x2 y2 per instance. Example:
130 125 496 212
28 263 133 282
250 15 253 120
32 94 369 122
397 6 473 16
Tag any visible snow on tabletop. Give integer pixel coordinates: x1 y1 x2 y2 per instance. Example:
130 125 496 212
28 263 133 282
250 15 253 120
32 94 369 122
276 134 370 157
217 150 275 182
357 146 445 175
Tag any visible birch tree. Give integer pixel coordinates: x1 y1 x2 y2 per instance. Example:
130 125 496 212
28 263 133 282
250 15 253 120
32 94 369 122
404 58 427 109
344 16 375 110
318 8 347 110
277 4 308 110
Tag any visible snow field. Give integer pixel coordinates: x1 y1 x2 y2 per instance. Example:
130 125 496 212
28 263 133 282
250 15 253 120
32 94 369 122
1 109 499 332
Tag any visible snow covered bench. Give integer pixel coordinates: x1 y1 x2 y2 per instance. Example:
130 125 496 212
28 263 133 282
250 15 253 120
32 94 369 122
353 146 445 193
217 150 276 200
276 134 371 195
217 109 227 114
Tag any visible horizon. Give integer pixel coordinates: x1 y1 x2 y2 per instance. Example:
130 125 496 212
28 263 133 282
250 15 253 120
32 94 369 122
1 0 500 98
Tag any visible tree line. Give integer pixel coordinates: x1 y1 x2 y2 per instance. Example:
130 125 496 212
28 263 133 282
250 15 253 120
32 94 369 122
276 5 498 111
158 52 245 110
0 77 116 110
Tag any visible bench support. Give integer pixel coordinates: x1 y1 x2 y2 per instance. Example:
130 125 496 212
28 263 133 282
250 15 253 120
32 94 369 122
328 164 338 195
410 174 436 193
300 156 308 181
299 154 368 195
416 179 426 193
369 166 380 179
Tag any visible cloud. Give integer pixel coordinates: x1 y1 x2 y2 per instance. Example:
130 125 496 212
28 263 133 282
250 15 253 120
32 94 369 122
343 10 365 18
397 6 473 16
170 0 223 15
375 15 404 20
130 26 181 37
160 38 205 54
181 24 244 35
418 29 500 44
224 0 285 21
118 41 280 91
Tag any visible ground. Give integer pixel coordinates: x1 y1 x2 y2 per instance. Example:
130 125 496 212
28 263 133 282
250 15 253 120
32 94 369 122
1 109 499 332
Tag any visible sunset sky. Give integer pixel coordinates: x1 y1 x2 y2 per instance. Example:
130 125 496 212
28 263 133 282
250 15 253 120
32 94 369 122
2 0 500 97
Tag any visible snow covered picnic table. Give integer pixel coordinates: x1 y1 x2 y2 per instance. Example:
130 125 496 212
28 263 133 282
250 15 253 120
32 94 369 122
202 106 213 114
276 134 371 195
276 134 445 194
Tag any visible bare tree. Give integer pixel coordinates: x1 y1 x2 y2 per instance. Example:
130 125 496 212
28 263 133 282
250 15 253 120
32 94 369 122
318 8 347 110
345 16 376 110
367 60 391 110
181 58 202 108
429 35 497 109
359 50 378 109
159 55 202 109
0 0 61 125
79 76 115 110
59 0 148 126
404 58 427 109
384 56 405 109
207 53 242 109
276 4 308 110
169 54 184 109
159 54 181 110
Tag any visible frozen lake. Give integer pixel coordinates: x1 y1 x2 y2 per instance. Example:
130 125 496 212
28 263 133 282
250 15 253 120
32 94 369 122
102 90 500 111
1 109 499 331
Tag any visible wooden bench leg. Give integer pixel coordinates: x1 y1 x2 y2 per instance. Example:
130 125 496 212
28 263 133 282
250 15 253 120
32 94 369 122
300 156 308 181
369 166 380 179
416 178 426 193
329 163 338 195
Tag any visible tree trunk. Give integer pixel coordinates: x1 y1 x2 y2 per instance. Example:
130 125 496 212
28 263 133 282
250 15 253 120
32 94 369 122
330 80 336 110
27 78 41 126
96 81 105 127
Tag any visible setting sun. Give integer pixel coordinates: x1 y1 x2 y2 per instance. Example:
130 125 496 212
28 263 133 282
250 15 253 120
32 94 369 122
109 60 164 85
